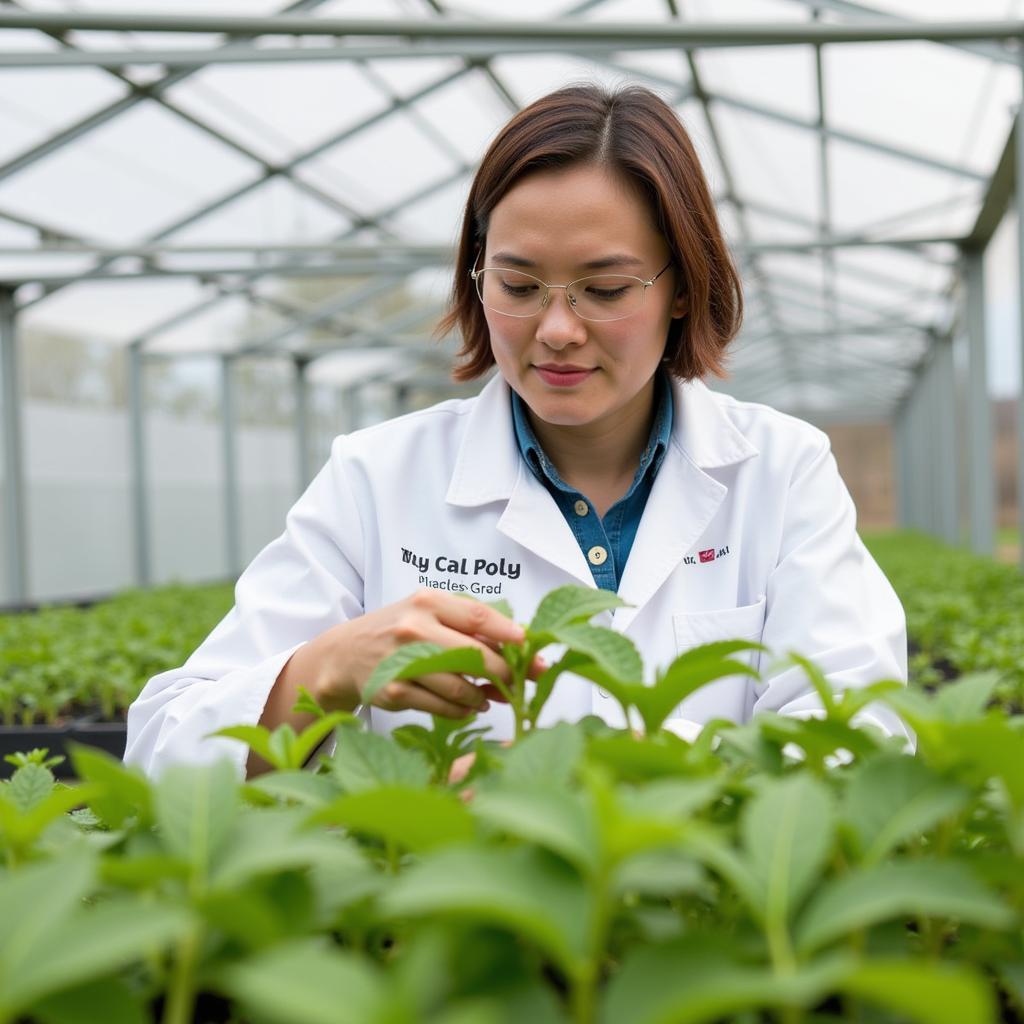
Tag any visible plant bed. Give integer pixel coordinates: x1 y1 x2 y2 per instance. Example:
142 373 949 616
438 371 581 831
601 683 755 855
0 719 127 780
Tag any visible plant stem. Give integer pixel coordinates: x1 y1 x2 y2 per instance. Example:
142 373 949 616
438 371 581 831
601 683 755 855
163 924 201 1024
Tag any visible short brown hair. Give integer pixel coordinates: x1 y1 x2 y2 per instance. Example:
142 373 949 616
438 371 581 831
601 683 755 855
437 84 743 382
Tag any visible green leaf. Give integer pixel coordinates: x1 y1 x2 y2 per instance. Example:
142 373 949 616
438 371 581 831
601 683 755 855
529 585 626 634
29 976 147 1024
787 652 836 715
212 725 277 766
328 727 432 792
473 786 599 874
3 898 192 1015
290 711 350 769
837 958 994 1024
796 860 1016 955
8 763 55 813
152 759 239 879
215 938 393 1024
245 770 337 807
0 782 99 852
501 721 583 788
635 647 761 734
584 732 695 782
613 847 707 898
382 845 591 978
549 623 643 683
944 719 1024 809
210 807 369 888
0 854 95 1014
741 774 835 923
843 754 971 864
601 935 849 1024
622 777 723 821
931 671 1000 722
311 785 476 851
292 685 327 718
362 643 489 704
67 745 153 829
268 724 298 768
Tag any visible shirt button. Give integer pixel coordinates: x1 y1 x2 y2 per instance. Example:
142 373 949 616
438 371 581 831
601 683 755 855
574 499 589 516
588 545 607 566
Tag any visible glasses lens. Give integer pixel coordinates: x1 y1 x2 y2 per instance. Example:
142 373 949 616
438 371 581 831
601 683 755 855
569 276 646 322
476 269 546 316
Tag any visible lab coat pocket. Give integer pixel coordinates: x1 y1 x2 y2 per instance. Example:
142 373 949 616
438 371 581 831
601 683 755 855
671 596 768 672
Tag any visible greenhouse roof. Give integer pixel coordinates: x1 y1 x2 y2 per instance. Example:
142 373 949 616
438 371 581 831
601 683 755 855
0 0 1020 418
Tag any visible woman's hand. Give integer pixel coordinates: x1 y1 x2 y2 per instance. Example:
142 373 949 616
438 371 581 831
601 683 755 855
311 589 535 718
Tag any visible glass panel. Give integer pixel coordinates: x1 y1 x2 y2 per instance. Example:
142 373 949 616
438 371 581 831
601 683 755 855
22 279 212 344
384 172 470 243
825 42 1017 177
985 207 1019 400
0 30 127 165
167 61 393 164
697 45 818 122
146 293 254 354
0 99 260 241
165 175 351 246
827 138 974 237
489 53 640 107
297 109 459 218
711 103 820 223
413 70 513 165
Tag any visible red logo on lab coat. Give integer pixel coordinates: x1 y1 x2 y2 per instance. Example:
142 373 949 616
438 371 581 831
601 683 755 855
699 549 716 563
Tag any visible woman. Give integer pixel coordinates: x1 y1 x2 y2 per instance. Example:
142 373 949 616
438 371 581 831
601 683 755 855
125 85 910 779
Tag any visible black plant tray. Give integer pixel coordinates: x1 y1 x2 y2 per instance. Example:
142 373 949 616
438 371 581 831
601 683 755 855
0 720 127 779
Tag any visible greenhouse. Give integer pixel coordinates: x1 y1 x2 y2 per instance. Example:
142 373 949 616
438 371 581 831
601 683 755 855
2 3 1024 1023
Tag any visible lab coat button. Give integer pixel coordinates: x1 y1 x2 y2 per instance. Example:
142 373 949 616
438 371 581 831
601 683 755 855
574 500 589 516
587 545 607 565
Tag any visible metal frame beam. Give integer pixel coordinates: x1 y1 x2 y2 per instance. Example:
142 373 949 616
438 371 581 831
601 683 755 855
1 11 1022 46
0 289 26 604
126 341 151 588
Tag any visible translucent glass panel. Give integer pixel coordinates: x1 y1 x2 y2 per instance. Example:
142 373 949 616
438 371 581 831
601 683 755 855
166 61 393 165
828 138 983 238
0 29 127 165
825 42 1017 178
165 176 351 247
984 207 1019 399
24 403 135 600
696 45 818 123
297 108 460 217
712 103 821 224
145 293 255 354
21 279 211 345
0 99 260 241
413 70 511 166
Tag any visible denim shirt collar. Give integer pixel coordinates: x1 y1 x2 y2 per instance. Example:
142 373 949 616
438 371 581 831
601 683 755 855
511 370 674 496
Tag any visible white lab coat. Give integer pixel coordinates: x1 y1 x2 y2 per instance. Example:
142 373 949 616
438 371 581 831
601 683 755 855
125 374 911 778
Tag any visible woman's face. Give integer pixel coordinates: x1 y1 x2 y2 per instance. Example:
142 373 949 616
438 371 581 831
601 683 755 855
483 162 686 434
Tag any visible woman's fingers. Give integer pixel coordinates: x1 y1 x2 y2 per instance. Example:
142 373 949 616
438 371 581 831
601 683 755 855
420 591 525 647
374 678 486 719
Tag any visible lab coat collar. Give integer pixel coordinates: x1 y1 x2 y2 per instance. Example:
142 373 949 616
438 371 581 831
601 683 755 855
446 373 759 510
672 376 760 469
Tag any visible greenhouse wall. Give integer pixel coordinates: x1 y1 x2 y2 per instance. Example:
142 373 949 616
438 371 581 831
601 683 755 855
8 401 299 605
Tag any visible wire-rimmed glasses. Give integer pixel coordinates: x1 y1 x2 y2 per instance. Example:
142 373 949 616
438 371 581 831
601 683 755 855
470 257 673 323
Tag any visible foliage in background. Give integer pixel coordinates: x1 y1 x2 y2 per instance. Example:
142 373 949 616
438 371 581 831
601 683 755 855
863 530 1024 713
1 528 1021 726
0 584 234 726
0 584 1022 1024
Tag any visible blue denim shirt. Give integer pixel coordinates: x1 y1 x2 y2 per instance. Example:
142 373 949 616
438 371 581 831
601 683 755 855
511 373 674 592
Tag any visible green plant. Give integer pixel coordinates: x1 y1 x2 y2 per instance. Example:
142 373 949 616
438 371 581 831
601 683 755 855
0 583 1021 1023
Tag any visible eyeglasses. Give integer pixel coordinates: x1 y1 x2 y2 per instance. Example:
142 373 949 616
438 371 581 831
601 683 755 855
470 256 673 323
